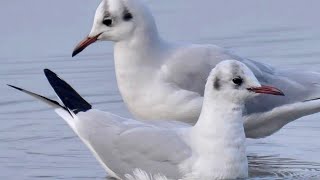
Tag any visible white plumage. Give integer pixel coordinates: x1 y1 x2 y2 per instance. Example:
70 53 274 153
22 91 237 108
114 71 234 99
73 0 320 139
10 61 285 179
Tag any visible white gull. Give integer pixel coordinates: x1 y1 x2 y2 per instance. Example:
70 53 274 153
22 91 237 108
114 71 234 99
72 0 320 138
9 60 284 179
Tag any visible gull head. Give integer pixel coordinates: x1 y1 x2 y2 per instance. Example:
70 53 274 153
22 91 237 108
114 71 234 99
205 60 284 103
72 0 157 57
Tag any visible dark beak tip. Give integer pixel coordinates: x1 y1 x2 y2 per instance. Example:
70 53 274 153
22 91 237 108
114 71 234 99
72 33 102 57
72 51 78 57
271 87 285 96
72 45 86 57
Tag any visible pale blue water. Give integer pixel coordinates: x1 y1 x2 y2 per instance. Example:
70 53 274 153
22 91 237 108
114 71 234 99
1 0 320 179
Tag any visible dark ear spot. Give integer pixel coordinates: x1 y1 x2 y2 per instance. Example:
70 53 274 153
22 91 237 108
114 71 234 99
123 8 133 21
231 63 240 77
213 77 221 90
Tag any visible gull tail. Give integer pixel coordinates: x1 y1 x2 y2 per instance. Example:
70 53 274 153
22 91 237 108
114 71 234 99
8 69 92 128
244 98 320 138
8 71 119 178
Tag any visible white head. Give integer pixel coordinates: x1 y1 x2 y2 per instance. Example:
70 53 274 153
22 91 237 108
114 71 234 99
204 60 284 104
72 0 158 56
191 61 283 180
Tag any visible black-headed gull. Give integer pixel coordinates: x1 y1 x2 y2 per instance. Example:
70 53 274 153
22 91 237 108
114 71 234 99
9 60 284 179
72 0 320 139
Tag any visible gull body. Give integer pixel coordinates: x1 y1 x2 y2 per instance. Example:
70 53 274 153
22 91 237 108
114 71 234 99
9 61 284 179
73 0 320 138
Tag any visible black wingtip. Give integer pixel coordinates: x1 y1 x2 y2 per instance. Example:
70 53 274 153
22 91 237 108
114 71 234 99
44 68 56 77
7 83 71 116
7 84 24 91
43 69 92 114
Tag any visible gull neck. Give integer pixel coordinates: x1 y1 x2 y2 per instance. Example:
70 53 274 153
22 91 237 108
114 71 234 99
188 90 248 179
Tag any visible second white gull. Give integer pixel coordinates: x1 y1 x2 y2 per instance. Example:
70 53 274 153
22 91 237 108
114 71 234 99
72 0 320 138
9 60 284 179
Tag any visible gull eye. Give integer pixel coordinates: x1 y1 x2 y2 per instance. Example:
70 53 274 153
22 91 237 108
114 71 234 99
103 17 113 27
123 12 133 21
232 76 243 86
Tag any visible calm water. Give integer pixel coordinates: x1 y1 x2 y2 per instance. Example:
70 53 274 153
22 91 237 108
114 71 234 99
1 0 320 179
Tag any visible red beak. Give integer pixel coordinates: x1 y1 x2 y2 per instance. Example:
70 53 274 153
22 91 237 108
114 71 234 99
72 33 102 57
247 85 285 96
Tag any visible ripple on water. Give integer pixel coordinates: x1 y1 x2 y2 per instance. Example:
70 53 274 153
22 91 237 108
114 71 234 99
248 155 320 179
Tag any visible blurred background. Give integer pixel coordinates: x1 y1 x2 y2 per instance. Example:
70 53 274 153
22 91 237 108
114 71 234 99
1 0 320 179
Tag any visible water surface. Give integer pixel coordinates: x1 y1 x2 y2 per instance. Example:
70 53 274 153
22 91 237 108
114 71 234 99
1 0 320 179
